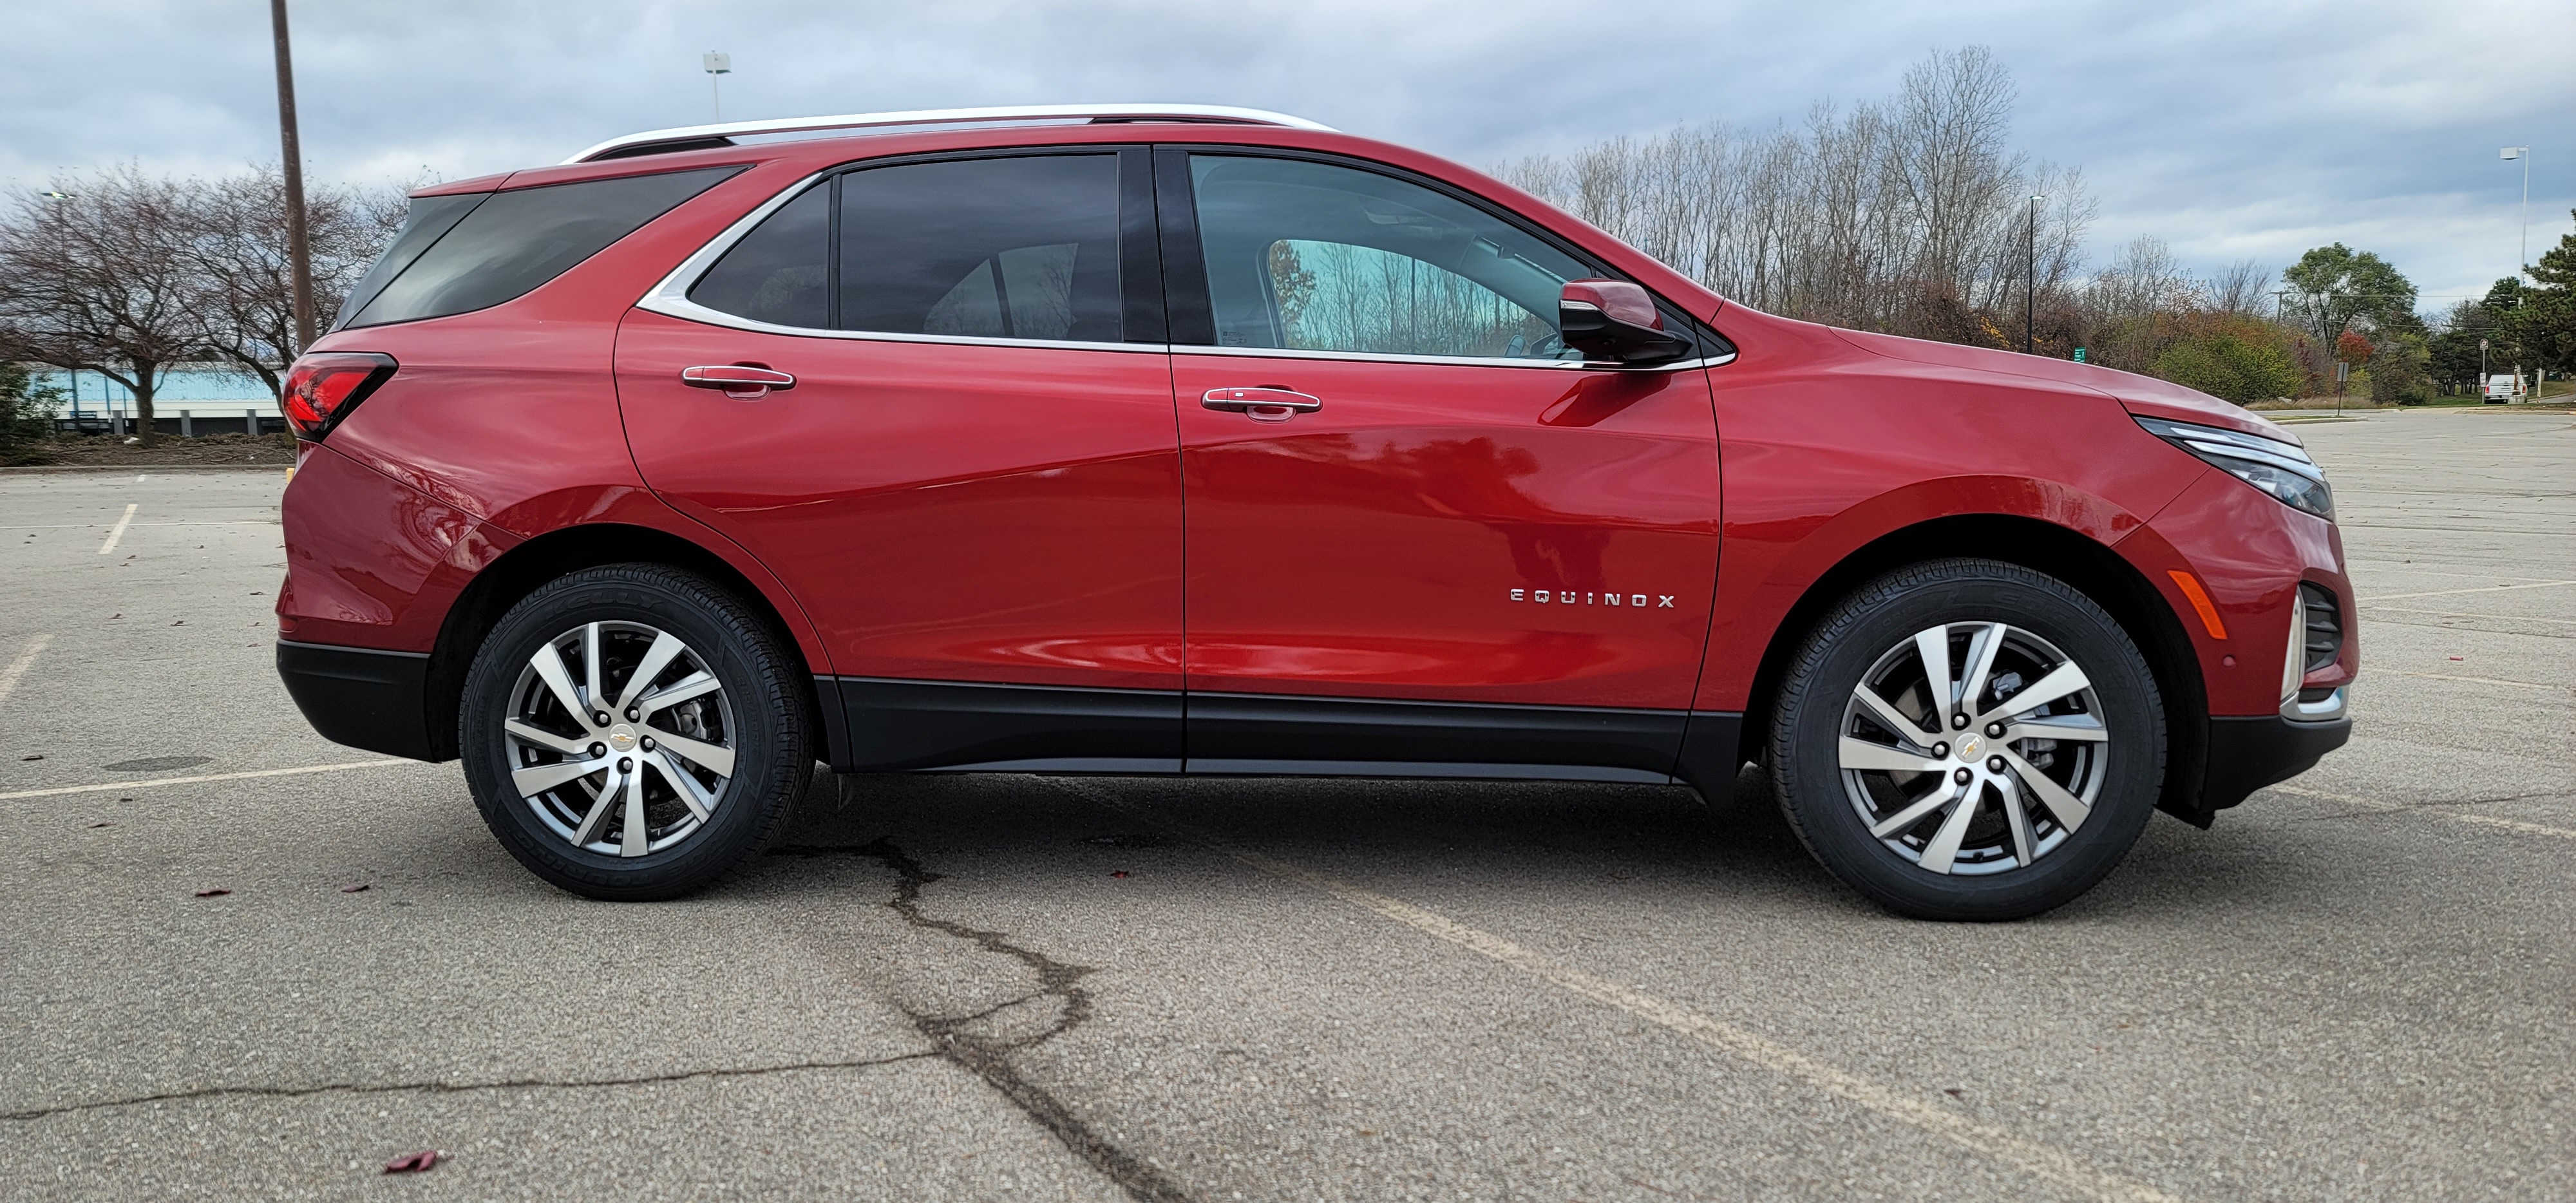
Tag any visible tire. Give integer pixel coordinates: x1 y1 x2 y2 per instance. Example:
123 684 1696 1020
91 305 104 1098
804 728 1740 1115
1770 558 2164 921
460 564 811 900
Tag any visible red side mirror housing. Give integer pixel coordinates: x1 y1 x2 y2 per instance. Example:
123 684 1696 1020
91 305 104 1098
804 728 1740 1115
1558 279 1694 364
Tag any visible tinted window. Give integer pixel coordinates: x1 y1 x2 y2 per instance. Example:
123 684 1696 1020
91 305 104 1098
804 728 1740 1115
688 183 828 328
838 155 1121 342
330 193 486 330
1189 155 1589 359
350 166 739 328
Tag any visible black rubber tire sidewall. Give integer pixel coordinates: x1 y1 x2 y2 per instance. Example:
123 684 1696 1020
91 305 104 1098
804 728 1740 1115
460 564 809 902
1772 558 2166 922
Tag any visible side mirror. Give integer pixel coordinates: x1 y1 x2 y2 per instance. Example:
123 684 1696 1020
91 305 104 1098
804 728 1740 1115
1558 279 1694 364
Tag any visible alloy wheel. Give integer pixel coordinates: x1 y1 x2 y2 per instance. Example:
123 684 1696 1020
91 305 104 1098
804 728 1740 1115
1836 621 2110 875
501 620 736 858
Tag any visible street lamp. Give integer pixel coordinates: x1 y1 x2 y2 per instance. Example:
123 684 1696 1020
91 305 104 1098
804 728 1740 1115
37 192 78 422
2025 194 2045 355
2501 147 2530 283
703 52 732 121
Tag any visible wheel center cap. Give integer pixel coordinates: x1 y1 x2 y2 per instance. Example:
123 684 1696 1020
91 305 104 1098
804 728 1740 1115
607 724 639 752
1955 734 1984 762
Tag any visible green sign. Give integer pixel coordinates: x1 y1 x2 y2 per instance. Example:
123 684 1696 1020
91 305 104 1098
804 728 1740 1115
2072 347 2088 363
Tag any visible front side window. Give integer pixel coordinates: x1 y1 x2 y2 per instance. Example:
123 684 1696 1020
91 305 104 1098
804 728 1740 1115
838 155 1122 342
1188 155 1590 359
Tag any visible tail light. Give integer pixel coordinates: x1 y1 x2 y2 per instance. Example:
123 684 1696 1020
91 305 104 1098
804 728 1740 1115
281 352 397 440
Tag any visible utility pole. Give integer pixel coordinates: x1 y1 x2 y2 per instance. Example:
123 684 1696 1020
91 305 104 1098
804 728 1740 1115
704 52 732 121
2025 194 2043 354
269 0 317 354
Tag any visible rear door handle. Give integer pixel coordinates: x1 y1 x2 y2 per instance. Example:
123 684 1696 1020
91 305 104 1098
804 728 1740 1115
1201 386 1320 422
681 365 796 399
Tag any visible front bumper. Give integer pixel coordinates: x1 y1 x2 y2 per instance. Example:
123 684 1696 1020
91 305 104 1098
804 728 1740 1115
276 639 442 761
2203 710 2351 812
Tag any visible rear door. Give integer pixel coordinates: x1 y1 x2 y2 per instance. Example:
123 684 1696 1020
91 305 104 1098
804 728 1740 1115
617 147 1186 772
1160 149 1723 779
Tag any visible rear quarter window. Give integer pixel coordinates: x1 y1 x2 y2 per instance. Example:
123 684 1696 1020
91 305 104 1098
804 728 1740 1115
345 166 740 328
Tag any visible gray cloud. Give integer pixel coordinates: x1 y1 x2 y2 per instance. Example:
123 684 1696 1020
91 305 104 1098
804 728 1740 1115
2 0 2566 309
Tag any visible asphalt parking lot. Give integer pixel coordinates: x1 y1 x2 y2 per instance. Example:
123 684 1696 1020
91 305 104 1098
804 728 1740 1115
3 409 2570 1202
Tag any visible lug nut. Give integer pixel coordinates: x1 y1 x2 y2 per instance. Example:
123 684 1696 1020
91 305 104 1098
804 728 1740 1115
1986 722 2005 739
593 712 611 727
1951 712 1969 730
1931 742 1949 759
627 706 640 721
589 743 606 758
1954 767 1973 785
618 757 632 773
640 737 656 752
1988 755 2007 773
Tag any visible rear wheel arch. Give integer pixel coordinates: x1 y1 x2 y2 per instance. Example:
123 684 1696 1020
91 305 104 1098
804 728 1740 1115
1736 514 2210 824
424 524 824 763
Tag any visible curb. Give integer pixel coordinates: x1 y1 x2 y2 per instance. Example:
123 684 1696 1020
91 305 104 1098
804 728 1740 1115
0 463 292 475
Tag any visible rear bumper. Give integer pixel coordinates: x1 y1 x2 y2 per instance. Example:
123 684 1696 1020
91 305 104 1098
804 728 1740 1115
276 639 444 762
2203 712 2349 812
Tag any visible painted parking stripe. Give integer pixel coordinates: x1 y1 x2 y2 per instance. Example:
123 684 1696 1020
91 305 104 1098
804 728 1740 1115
1045 777 2187 1203
2372 668 2568 692
0 759 417 802
95 504 138 554
0 634 52 705
2360 579 2575 602
2273 784 2576 841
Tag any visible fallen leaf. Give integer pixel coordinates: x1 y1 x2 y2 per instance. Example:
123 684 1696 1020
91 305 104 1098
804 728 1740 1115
119 797 132 802
20 754 39 761
89 822 111 829
173 620 185 626
2448 656 2463 661
383 1150 439 1174
1110 871 1130 878
341 884 370 893
1943 1088 1964 1098
193 888 231 898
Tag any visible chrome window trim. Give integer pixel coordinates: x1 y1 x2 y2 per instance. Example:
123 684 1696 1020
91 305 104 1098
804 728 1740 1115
1171 344 1735 372
570 103 1335 164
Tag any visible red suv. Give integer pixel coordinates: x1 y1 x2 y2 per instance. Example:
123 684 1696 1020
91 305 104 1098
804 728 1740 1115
274 105 2353 919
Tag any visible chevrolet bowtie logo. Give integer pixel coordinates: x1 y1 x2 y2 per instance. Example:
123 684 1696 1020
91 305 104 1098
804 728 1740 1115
1510 588 1677 609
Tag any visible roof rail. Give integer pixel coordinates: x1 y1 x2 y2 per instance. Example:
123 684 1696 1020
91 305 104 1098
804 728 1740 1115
565 103 1336 164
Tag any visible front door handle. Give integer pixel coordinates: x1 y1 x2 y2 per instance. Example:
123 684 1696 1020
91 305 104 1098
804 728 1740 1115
681 364 797 399
1201 386 1321 422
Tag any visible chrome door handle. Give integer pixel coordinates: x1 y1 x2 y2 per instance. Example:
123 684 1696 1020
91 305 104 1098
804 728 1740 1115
1201 386 1321 422
681 365 797 399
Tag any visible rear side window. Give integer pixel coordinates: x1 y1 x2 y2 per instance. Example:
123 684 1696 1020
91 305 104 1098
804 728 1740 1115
331 193 485 330
837 155 1122 343
688 183 828 328
346 166 739 328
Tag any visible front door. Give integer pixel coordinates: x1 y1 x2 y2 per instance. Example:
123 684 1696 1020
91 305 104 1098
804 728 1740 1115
618 148 1186 771
1162 151 1722 779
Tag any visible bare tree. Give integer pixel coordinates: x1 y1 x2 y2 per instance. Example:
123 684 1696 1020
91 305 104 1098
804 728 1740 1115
0 166 204 442
2206 259 2273 317
187 167 406 399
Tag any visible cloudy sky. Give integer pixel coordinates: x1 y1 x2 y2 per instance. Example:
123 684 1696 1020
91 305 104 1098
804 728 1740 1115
3 0 2566 314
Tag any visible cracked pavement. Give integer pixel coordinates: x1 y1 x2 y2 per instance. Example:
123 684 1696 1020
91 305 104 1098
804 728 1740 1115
2 410 2571 1201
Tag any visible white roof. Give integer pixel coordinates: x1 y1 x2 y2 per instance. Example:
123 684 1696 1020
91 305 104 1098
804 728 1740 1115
565 104 1335 164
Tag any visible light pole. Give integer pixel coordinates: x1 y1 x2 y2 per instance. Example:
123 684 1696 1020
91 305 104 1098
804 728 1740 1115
37 192 77 423
2500 147 2530 283
703 52 731 121
270 0 317 355
2025 194 2045 355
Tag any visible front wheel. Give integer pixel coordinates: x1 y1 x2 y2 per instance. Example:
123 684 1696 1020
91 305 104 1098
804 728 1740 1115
460 564 810 900
1771 558 2166 921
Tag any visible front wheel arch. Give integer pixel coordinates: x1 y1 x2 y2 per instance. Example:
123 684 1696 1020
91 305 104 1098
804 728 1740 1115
1733 515 2210 825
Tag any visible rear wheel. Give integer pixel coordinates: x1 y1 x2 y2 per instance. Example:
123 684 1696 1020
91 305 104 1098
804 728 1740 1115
460 565 809 900
1771 558 2164 920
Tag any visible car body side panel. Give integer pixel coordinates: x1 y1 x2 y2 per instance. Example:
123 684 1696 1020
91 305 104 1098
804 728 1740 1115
1690 312 2210 713
2126 469 2355 715
276 440 517 653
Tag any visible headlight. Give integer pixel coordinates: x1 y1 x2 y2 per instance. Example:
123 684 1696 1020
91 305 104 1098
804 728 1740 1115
2135 416 2334 520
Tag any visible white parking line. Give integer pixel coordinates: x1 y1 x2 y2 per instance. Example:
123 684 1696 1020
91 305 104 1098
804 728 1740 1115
0 759 417 802
1045 777 2186 1203
2361 580 2576 602
95 504 137 554
2360 607 2576 626
0 634 52 705
2273 784 2576 841
2373 668 2568 692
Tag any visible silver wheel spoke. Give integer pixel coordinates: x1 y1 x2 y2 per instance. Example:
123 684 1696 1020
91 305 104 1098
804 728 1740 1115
1998 773 2037 867
1975 661 2090 728
512 756 608 797
614 632 687 714
637 672 721 715
654 730 735 778
1913 626 1955 715
529 644 594 729
1838 737 1946 777
1958 623 2005 715
571 771 618 844
648 750 717 823
2006 714 2108 743
2004 750 2090 831
1870 780 1961 838
1852 684 1939 744
505 719 591 757
582 622 604 712
1917 788 1983 874
619 765 649 857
